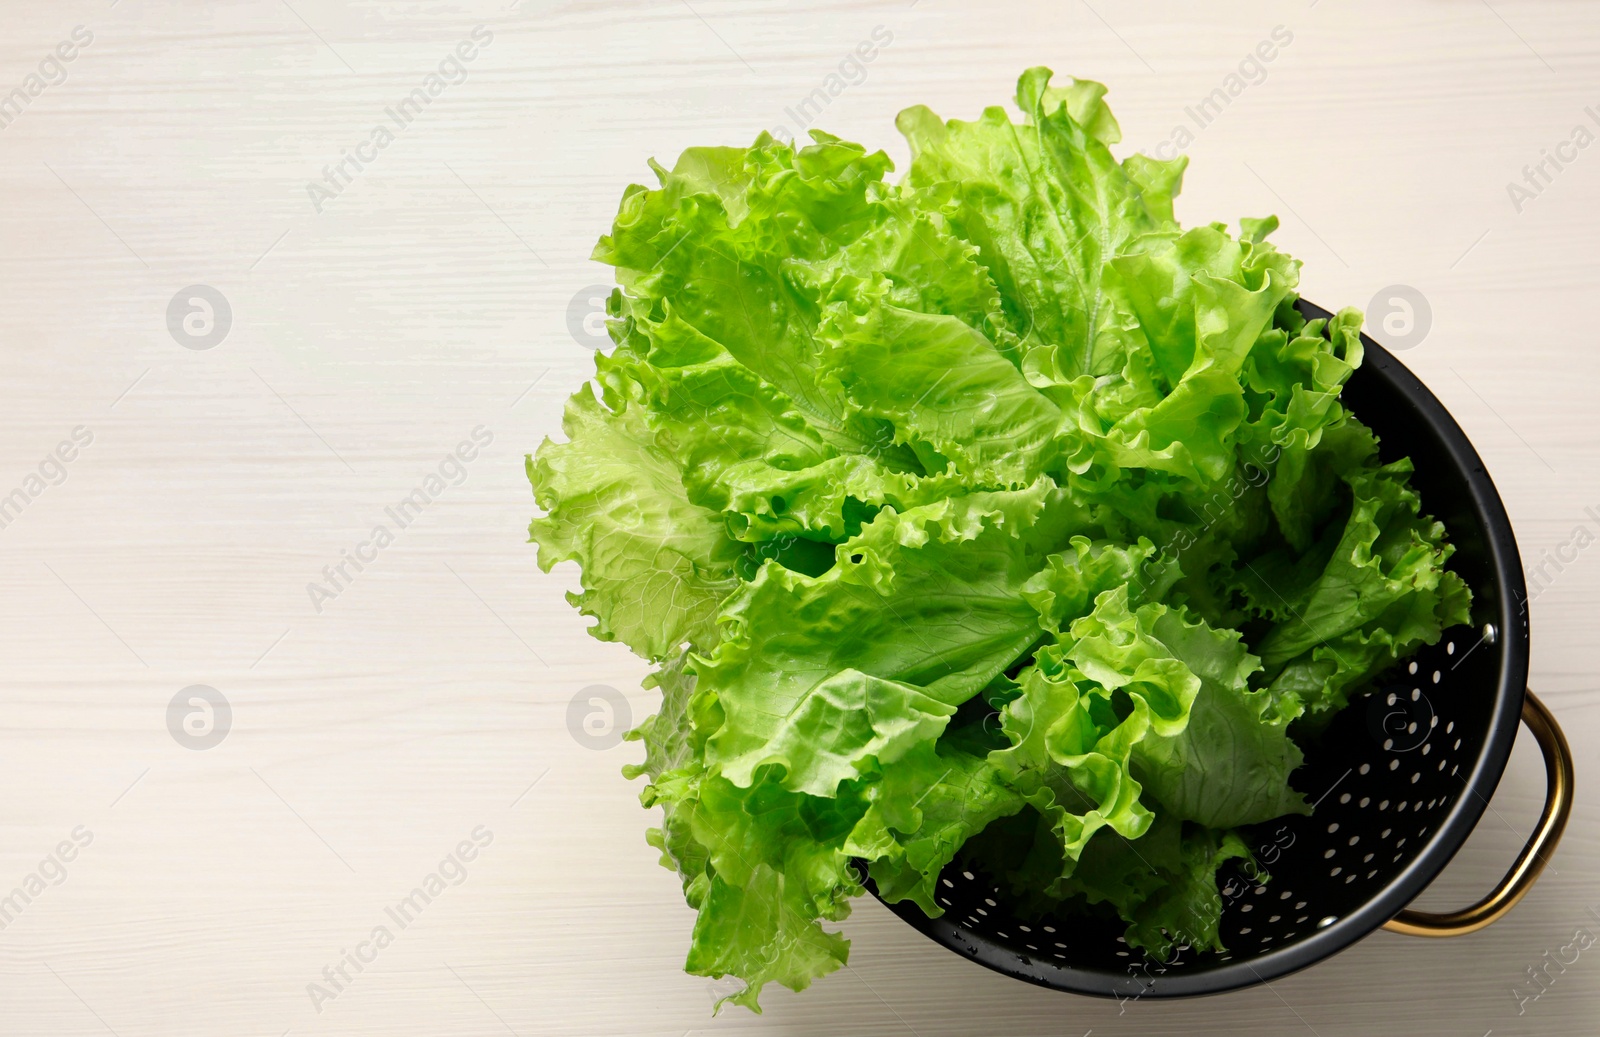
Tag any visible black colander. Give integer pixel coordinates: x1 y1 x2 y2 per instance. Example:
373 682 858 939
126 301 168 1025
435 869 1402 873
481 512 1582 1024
868 299 1574 998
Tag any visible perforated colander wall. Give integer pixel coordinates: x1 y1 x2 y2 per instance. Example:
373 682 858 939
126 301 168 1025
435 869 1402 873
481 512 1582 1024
883 626 1496 985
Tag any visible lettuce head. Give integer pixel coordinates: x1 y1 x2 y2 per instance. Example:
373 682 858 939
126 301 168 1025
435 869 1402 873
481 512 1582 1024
527 68 1470 1011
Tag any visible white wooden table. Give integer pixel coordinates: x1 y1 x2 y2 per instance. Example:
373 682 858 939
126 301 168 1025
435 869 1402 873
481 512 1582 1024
1 1 1596 1033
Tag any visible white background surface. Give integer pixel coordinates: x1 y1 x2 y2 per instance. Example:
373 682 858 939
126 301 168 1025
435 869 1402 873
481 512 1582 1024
1 1 1597 1034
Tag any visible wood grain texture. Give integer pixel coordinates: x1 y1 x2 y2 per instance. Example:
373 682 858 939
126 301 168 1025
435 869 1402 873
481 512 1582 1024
1 1 1597 1033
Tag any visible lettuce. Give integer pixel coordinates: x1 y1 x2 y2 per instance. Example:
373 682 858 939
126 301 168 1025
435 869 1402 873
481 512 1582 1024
530 68 1470 1010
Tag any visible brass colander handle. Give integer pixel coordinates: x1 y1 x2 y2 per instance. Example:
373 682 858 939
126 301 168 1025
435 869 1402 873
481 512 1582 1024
1384 689 1573 937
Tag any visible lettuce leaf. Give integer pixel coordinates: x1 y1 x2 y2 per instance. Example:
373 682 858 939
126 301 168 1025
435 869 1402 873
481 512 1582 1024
700 483 1080 791
528 384 741 660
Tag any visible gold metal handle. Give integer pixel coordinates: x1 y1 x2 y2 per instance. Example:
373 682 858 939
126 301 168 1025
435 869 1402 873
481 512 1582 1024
1384 689 1573 937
